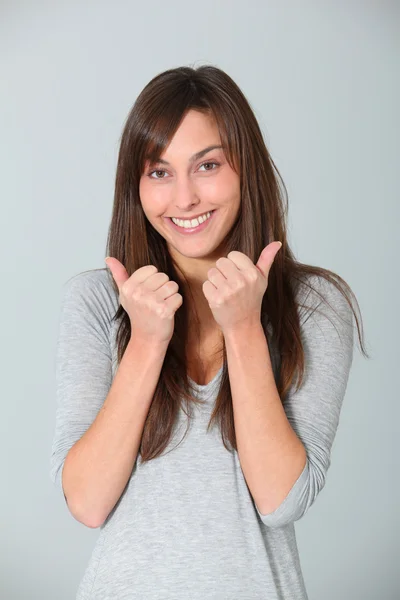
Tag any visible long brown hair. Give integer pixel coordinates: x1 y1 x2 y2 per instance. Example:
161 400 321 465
102 64 369 462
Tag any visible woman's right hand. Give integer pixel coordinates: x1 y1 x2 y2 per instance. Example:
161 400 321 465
105 257 183 345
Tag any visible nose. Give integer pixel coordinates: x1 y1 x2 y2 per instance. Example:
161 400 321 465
172 174 200 215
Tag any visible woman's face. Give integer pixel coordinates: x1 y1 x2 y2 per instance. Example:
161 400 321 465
139 109 241 272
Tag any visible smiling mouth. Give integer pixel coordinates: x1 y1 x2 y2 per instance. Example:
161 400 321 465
169 210 215 226
166 209 217 233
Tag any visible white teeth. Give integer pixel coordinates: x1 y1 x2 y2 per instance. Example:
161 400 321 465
171 211 212 229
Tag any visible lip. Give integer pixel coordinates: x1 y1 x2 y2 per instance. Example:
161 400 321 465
165 210 216 235
167 209 214 221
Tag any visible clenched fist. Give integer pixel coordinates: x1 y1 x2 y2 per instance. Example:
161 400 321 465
105 258 183 345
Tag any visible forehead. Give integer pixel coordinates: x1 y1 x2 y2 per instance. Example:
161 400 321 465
173 108 219 135
144 110 223 162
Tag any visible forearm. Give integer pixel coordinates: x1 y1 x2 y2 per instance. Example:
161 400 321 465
62 337 168 528
224 321 307 515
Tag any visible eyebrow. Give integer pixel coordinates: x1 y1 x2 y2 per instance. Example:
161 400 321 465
146 144 223 166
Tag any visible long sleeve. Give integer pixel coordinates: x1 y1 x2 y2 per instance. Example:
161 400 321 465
49 269 118 497
256 275 355 528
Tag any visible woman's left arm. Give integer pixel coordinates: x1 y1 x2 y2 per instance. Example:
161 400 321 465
224 277 355 528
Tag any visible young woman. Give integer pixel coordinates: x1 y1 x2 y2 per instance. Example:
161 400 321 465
50 65 368 600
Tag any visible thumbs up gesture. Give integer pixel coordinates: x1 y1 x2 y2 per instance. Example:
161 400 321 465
105 257 183 345
202 242 282 334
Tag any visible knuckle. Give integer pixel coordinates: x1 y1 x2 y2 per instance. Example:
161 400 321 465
155 303 165 317
248 270 258 282
132 286 143 301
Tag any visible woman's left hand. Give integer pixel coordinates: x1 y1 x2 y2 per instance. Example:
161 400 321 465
202 241 282 333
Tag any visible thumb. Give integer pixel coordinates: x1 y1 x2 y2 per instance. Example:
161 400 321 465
256 241 282 277
104 257 129 292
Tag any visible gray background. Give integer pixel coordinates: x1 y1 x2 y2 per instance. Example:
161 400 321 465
1 1 398 598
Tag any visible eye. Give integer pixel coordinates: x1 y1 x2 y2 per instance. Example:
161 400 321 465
147 160 220 180
198 161 220 171
148 169 167 179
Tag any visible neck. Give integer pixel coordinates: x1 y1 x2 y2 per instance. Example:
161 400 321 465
186 284 211 323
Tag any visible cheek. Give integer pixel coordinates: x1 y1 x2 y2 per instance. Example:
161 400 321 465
139 185 166 218
202 180 232 205
217 171 240 197
219 181 241 209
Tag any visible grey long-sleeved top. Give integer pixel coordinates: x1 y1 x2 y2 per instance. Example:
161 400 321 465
49 267 354 600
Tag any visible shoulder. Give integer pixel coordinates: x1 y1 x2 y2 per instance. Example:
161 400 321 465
295 273 353 321
60 267 119 322
293 273 354 352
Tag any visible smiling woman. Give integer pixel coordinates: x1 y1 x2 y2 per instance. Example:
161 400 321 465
49 64 369 600
138 109 241 269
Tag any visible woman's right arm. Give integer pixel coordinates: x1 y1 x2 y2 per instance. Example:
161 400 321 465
49 271 168 529
63 336 168 529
